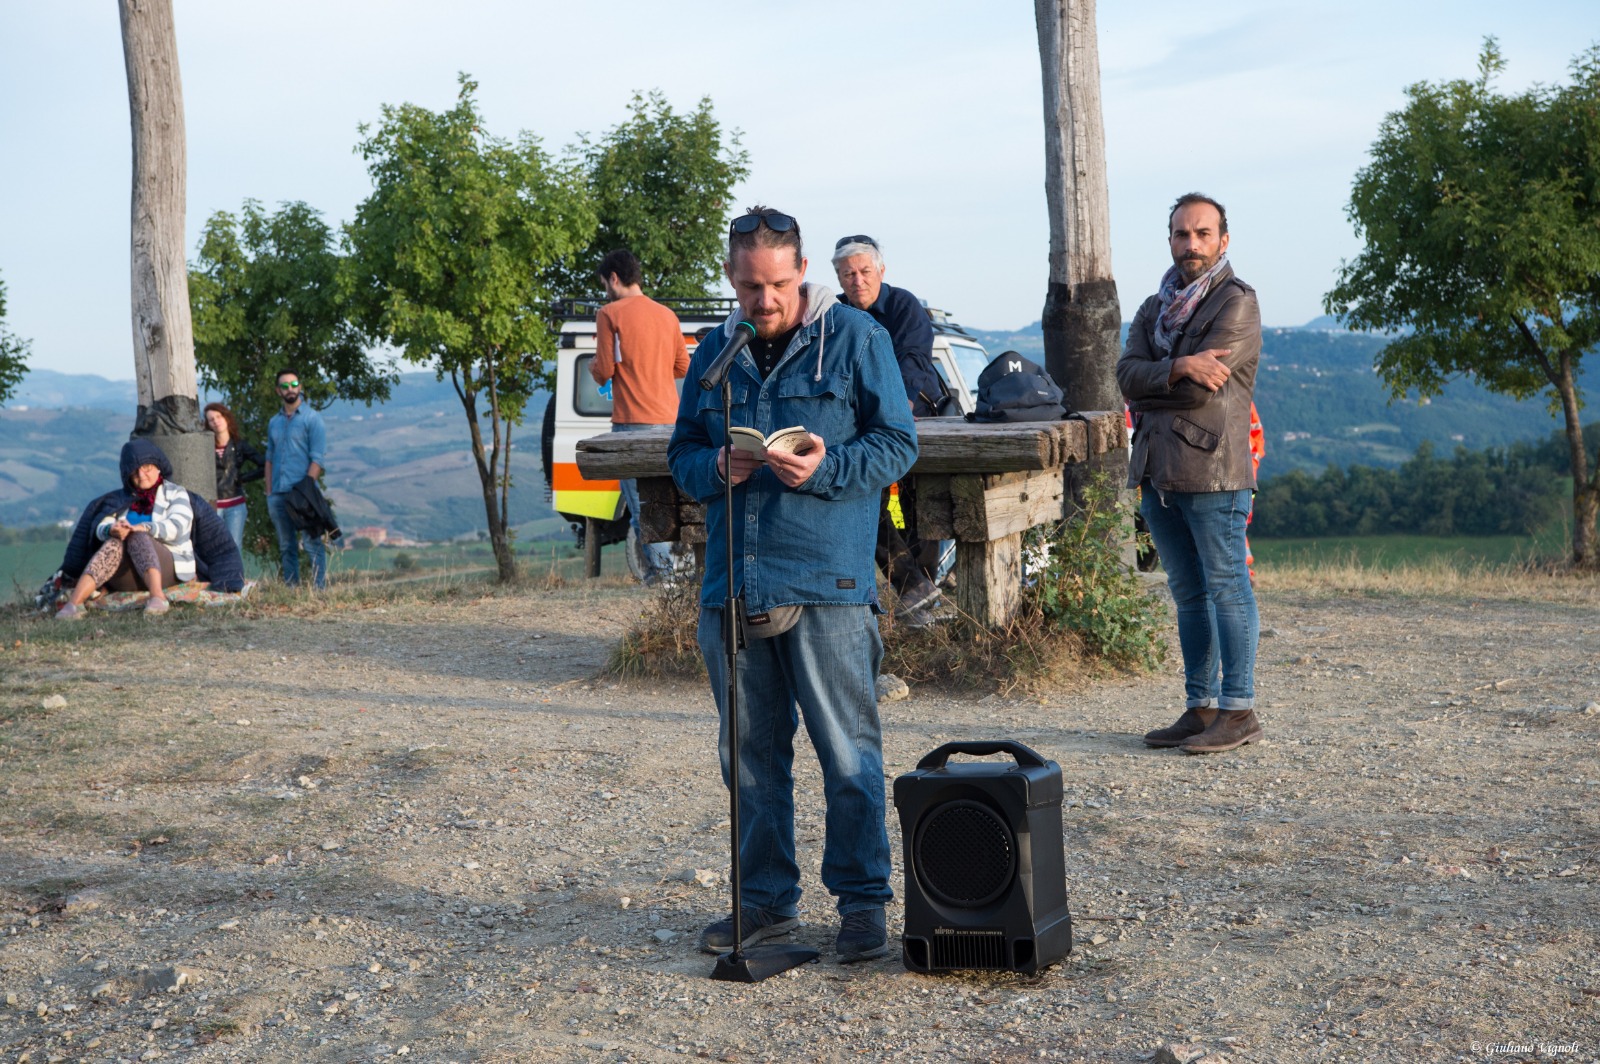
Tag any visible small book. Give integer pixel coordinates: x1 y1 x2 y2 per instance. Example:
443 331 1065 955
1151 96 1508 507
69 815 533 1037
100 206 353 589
729 425 815 458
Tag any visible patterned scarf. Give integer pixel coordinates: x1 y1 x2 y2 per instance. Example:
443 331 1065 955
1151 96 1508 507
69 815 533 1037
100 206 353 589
129 476 162 515
1153 254 1230 353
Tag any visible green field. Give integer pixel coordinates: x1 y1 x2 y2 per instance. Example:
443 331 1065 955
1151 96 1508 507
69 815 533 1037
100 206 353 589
1252 518 1570 570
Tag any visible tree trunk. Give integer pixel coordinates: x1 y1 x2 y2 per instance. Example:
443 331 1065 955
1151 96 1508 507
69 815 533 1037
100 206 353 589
1036 0 1127 546
1554 361 1598 570
1035 0 1122 417
454 370 518 582
120 0 214 498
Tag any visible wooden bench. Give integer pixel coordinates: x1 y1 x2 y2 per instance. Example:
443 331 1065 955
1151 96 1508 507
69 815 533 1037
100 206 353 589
575 412 1126 626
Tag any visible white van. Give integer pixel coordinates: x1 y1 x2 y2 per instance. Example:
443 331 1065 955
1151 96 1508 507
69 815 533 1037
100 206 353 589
540 297 993 578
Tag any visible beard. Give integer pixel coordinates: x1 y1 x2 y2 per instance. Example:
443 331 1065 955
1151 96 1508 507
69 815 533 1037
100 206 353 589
1176 251 1221 283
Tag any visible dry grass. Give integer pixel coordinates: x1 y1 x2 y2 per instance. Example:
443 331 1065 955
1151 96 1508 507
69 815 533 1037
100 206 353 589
606 577 706 680
1258 548 1600 604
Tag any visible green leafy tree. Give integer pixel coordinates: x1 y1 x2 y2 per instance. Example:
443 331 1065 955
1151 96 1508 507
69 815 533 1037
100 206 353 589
0 270 30 406
189 199 397 561
346 75 595 582
1325 40 1600 568
566 91 749 299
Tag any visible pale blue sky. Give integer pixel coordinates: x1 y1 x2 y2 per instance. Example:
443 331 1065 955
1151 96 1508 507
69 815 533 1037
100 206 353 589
0 0 1592 379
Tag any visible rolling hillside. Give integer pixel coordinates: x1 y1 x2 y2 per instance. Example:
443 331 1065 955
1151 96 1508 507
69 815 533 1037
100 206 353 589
1 371 557 541
965 318 1583 476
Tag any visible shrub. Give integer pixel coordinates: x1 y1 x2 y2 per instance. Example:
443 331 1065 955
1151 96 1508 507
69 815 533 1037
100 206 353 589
392 551 418 572
1023 472 1167 671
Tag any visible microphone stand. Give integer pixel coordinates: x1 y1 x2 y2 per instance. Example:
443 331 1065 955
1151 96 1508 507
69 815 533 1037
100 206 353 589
710 367 820 983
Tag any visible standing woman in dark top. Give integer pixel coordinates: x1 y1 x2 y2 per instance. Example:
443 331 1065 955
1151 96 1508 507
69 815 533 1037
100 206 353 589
204 402 265 550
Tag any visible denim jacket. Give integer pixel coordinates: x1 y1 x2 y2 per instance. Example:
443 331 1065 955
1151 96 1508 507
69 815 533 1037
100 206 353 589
668 283 918 612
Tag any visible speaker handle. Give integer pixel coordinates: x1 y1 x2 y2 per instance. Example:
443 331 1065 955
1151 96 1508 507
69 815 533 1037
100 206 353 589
915 740 1049 771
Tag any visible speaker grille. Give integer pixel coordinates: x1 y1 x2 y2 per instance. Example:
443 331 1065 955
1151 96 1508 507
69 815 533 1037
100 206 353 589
915 799 1015 907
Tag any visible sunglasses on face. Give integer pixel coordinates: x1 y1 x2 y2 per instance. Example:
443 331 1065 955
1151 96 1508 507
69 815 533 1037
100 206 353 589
277 380 300 389
834 234 878 250
730 212 797 236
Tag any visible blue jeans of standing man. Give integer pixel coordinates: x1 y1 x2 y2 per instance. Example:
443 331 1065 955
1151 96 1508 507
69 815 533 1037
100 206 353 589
1140 484 1258 710
697 604 893 917
613 423 674 581
266 492 327 589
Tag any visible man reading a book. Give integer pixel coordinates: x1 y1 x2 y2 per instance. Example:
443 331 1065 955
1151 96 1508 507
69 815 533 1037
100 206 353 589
668 206 918 963
590 248 690 586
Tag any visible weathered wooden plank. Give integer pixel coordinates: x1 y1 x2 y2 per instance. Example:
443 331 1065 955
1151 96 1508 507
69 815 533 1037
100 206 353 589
575 414 1123 480
680 523 708 545
915 473 954 539
954 532 1023 628
636 476 678 543
950 470 1066 541
577 426 675 480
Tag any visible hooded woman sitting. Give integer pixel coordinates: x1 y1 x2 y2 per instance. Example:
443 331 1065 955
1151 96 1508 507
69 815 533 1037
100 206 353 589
56 439 195 619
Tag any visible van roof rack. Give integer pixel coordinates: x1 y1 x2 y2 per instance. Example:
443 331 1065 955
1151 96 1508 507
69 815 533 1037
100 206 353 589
923 303 977 340
553 297 739 323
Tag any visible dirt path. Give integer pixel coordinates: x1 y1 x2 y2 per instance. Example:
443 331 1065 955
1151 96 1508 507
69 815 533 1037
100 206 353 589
1 582 1598 1063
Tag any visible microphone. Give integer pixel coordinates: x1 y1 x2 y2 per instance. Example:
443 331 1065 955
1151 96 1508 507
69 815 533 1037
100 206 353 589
699 321 758 390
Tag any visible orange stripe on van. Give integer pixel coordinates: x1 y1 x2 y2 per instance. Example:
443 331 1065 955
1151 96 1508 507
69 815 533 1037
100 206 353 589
553 462 619 492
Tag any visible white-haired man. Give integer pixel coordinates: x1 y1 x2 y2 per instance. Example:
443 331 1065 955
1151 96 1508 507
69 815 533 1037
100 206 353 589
832 235 946 618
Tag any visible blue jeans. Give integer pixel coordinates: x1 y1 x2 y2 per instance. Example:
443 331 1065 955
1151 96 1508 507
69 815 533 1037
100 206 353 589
697 605 893 916
218 503 247 551
266 492 327 589
613 423 674 579
1140 484 1258 710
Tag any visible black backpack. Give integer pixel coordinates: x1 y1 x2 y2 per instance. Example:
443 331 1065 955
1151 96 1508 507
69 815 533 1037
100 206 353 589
965 352 1067 423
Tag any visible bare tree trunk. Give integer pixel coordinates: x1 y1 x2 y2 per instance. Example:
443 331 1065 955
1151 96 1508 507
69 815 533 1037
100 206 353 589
121 0 214 497
1035 0 1122 416
1036 0 1126 529
453 368 518 582
1554 362 1598 570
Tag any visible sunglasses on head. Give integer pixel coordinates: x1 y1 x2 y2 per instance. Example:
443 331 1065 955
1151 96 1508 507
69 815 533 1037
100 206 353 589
730 212 797 236
834 234 878 250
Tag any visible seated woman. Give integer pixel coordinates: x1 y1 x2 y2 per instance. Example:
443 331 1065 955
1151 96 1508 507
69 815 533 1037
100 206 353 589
204 401 264 550
56 439 196 620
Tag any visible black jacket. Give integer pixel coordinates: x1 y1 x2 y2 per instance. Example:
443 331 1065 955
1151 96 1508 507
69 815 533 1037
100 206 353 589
215 438 265 499
60 439 247 592
284 478 342 541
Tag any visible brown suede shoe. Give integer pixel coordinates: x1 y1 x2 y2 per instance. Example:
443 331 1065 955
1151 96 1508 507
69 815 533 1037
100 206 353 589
1180 709 1264 754
1143 707 1218 748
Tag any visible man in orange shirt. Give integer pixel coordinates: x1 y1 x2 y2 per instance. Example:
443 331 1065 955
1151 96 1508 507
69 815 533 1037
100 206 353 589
590 249 690 585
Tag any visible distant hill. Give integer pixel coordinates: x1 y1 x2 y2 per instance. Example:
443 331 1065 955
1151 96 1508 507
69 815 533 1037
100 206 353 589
962 317 1584 478
0 371 556 541
6 324 1593 532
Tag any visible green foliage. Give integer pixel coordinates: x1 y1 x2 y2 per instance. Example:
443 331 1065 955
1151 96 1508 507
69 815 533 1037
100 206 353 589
191 200 396 427
0 271 30 406
1325 39 1600 566
392 551 417 572
1254 433 1574 539
565 91 750 300
190 200 398 562
1024 474 1167 670
345 74 597 581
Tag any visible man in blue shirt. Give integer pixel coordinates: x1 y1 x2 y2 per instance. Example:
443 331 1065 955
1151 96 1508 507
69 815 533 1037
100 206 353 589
834 235 947 621
669 207 918 963
264 368 328 589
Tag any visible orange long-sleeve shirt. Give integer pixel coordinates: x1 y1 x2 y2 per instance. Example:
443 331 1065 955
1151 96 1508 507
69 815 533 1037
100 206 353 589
591 295 690 425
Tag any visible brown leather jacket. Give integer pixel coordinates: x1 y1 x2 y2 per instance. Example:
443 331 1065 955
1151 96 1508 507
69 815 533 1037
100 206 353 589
1116 264 1260 494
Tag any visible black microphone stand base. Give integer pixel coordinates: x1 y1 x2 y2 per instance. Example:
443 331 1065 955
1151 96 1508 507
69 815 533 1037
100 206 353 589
712 943 821 983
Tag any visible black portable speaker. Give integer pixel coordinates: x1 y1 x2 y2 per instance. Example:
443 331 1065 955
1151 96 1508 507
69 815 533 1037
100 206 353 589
894 740 1072 974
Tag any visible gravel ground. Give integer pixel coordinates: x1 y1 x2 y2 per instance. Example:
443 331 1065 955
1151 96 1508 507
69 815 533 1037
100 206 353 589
1 580 1598 1064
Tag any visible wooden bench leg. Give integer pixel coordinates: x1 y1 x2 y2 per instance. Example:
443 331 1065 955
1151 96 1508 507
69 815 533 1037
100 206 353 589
584 517 602 578
954 531 1023 628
